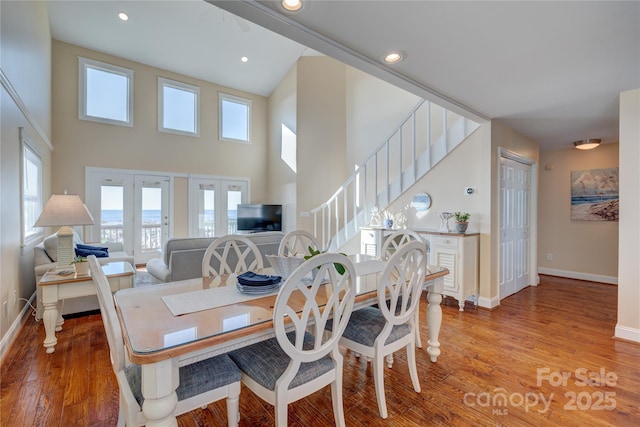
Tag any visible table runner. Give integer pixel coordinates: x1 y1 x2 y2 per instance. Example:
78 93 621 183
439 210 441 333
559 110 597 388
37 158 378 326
161 284 278 316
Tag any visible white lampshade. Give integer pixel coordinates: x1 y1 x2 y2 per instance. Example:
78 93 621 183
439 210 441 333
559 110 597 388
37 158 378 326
34 194 94 227
34 194 94 268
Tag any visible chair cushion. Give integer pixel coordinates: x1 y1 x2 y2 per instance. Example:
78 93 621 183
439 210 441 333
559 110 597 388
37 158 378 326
125 354 241 406
335 306 411 347
228 332 334 391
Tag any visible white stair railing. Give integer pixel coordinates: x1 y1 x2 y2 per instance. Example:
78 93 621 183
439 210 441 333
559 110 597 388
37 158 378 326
311 99 479 250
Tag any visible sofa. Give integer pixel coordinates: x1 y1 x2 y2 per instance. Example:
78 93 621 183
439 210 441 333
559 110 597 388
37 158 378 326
146 231 284 284
34 231 135 320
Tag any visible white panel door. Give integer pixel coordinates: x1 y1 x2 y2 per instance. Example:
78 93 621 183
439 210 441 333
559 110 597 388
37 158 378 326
500 156 531 299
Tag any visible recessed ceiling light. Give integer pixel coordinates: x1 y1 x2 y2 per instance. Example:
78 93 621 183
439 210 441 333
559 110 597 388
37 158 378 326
241 56 248 63
118 12 129 21
383 51 406 64
282 0 303 12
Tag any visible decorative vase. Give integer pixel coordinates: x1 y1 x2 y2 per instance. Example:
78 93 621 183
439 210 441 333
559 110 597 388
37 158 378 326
383 219 394 229
75 262 89 276
455 222 468 233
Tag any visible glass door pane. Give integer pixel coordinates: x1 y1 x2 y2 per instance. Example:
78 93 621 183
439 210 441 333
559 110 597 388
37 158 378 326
227 189 242 234
100 184 124 244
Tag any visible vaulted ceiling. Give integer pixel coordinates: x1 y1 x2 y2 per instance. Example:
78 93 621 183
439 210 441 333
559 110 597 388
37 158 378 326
48 1 640 151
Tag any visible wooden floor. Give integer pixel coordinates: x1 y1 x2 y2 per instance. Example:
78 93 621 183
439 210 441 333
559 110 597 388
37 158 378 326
2 275 639 426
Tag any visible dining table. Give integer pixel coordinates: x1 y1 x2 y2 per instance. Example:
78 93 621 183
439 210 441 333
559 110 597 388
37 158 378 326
114 254 448 426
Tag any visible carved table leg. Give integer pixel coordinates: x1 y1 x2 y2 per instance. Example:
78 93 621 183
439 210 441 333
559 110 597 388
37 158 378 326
426 290 443 362
55 300 64 331
41 286 58 354
141 359 179 426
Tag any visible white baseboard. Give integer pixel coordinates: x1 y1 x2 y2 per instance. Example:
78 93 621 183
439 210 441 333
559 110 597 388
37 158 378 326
477 295 500 309
615 324 640 343
0 292 36 362
538 268 618 285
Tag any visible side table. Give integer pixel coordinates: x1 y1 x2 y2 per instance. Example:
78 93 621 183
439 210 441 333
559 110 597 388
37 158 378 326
38 261 135 354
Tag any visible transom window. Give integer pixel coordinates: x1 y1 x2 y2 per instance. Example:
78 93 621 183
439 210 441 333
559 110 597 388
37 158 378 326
158 77 200 136
78 57 133 127
21 131 43 245
219 93 251 143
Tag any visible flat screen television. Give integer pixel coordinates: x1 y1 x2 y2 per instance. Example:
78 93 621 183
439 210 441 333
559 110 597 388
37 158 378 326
236 204 283 232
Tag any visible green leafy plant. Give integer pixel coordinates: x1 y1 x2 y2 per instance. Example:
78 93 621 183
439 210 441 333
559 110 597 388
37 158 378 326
71 256 87 264
454 212 470 223
303 246 346 275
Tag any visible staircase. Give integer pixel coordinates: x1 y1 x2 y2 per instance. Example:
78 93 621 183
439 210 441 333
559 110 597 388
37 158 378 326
310 99 480 250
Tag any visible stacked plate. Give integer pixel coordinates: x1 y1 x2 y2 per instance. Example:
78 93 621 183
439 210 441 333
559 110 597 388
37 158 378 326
236 271 283 295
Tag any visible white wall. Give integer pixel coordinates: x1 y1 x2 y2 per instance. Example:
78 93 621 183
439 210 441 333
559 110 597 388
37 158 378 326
267 64 297 233
295 57 348 232
616 88 640 343
0 0 52 355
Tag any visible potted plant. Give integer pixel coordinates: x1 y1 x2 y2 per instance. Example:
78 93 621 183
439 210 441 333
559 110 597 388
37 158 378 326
304 247 346 276
454 212 470 233
71 256 89 276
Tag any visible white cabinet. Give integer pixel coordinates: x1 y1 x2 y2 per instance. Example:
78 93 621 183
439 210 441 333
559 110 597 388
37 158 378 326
423 232 479 311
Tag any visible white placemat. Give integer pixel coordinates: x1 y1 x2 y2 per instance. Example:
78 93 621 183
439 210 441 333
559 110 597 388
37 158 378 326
161 284 278 316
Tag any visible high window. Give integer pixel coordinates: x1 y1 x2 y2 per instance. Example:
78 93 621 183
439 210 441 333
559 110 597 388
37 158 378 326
79 57 133 126
158 77 200 136
21 131 43 245
219 93 251 143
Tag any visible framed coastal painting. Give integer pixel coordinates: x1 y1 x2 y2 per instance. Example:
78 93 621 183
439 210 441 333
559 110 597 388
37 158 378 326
570 167 619 221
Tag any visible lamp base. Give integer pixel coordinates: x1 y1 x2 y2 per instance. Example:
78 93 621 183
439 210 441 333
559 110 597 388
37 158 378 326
56 226 75 268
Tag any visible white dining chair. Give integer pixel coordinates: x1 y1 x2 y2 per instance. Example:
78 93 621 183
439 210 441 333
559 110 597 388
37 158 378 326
228 253 357 427
380 229 423 260
88 256 242 426
380 230 427 348
277 229 320 257
334 241 427 419
201 235 264 285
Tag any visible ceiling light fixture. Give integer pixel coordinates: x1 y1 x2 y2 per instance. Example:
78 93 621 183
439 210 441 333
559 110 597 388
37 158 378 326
383 51 406 64
282 0 303 12
118 12 129 21
573 139 601 150
241 56 248 63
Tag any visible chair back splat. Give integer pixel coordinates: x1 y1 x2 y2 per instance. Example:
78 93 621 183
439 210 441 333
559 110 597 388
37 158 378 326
202 235 264 286
278 229 320 257
229 252 356 427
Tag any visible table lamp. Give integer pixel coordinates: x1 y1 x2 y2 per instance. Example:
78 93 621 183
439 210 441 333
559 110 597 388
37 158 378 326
34 194 95 268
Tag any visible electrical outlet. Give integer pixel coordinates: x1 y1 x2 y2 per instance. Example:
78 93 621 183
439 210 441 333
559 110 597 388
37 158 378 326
13 290 17 306
547 253 553 261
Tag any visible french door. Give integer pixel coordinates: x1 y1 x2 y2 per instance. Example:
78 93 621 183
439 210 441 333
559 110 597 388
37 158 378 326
188 177 248 237
134 175 170 264
499 154 532 299
85 168 172 265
